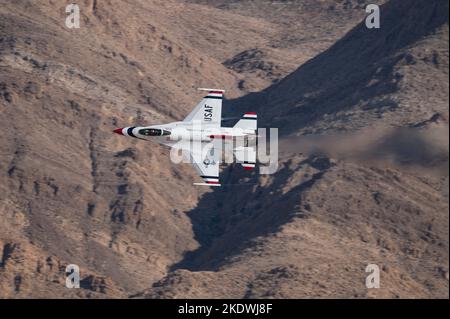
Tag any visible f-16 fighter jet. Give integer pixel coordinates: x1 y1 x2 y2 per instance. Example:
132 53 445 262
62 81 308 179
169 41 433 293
113 89 257 186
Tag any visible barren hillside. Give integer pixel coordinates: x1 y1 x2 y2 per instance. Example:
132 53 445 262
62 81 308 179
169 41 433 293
140 0 449 299
0 0 448 298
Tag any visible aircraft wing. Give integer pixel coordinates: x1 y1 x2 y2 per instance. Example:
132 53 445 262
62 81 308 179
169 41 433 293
183 88 224 126
172 141 221 186
190 141 221 186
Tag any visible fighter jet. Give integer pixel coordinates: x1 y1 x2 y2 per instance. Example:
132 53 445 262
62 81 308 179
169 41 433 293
113 88 257 186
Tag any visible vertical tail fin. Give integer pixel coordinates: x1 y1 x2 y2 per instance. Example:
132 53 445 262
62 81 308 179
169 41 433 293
233 112 257 131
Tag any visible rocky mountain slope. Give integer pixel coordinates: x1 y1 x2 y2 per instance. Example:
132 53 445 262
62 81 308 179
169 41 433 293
187 0 384 89
227 0 449 135
0 0 448 298
140 0 449 299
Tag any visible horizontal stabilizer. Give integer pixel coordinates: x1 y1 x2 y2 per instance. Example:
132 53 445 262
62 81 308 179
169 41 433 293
234 146 256 170
233 112 257 131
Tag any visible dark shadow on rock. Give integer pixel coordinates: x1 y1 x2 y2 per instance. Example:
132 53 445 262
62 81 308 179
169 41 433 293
170 156 333 271
170 0 448 272
224 0 449 135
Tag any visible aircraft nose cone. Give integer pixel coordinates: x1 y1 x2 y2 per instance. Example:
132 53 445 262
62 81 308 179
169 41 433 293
113 128 124 135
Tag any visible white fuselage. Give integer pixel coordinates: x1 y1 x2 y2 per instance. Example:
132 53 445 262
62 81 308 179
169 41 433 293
116 121 256 147
113 88 258 186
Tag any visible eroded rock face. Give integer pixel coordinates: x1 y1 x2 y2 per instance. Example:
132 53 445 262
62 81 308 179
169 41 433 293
0 0 448 298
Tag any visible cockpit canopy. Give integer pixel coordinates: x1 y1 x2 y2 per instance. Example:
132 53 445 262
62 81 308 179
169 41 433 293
138 128 171 136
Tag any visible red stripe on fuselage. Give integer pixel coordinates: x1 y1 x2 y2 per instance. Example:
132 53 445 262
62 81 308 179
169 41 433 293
208 91 224 94
209 135 232 139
